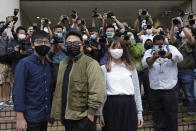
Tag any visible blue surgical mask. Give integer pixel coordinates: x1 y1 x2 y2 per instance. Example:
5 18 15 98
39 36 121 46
63 28 67 34
130 35 136 45
129 35 135 41
114 25 119 31
90 34 96 40
106 32 114 39
153 45 160 51
57 33 63 38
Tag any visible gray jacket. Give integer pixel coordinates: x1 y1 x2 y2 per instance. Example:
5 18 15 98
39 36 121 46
100 65 143 118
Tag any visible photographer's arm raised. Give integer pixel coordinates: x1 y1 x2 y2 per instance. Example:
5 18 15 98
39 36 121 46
146 12 153 25
111 16 125 29
170 20 177 44
137 29 145 37
183 27 195 45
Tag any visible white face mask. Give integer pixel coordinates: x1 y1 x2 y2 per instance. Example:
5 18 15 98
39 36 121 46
179 31 186 38
82 35 88 41
153 45 164 51
146 29 152 34
18 34 26 40
43 27 49 33
2 29 8 35
110 49 123 59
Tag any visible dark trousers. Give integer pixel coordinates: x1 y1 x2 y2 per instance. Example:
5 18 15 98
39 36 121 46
63 117 97 131
138 69 150 98
27 121 47 131
103 95 138 131
149 87 178 131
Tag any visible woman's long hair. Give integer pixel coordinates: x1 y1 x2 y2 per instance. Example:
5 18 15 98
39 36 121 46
106 37 133 72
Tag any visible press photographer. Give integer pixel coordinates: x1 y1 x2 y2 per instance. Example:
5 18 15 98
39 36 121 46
170 16 196 121
6 26 33 72
48 25 67 90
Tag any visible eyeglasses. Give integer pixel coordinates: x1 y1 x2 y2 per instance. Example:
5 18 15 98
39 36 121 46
35 40 50 45
66 41 82 46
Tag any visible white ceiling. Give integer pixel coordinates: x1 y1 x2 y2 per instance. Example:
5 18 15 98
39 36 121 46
20 1 185 27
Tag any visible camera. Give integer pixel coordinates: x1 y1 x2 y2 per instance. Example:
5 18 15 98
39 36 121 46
142 9 148 15
107 11 114 18
43 18 49 23
188 14 194 20
92 8 99 17
6 8 19 24
13 8 19 23
19 40 29 51
189 19 195 26
71 10 77 19
32 23 37 31
173 17 180 25
81 18 85 25
52 34 64 44
158 50 166 56
62 15 67 24
147 24 152 29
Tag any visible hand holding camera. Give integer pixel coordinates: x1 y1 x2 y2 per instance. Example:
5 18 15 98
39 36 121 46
152 51 160 60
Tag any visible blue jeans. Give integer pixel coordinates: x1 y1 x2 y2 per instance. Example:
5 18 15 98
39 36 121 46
194 69 196 99
178 72 196 114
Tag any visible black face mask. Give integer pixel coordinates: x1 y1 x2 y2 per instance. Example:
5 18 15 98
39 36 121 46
66 44 81 57
144 43 153 50
35 45 50 56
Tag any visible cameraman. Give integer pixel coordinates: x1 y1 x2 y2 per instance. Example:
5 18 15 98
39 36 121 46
134 9 153 32
48 25 67 90
137 23 154 47
7 26 33 72
41 18 53 37
170 17 196 121
99 25 116 65
0 24 14 109
88 27 102 62
142 35 183 131
0 17 13 35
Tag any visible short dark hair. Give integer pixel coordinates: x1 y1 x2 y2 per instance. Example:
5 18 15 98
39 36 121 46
65 31 83 42
54 25 63 30
16 26 27 34
105 24 115 32
31 30 50 43
156 26 164 29
153 35 164 43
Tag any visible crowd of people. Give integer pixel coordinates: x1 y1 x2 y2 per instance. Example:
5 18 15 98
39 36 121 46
0 8 196 131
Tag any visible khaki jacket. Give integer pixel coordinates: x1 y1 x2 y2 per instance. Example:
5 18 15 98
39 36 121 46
51 53 105 120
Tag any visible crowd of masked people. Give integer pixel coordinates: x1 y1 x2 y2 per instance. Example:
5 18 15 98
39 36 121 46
0 8 196 131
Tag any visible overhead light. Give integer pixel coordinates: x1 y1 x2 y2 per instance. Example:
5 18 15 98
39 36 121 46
36 16 40 19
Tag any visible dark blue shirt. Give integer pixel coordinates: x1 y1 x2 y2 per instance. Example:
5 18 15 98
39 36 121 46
13 53 52 123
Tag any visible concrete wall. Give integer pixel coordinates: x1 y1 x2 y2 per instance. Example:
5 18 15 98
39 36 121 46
153 0 193 28
0 0 21 27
